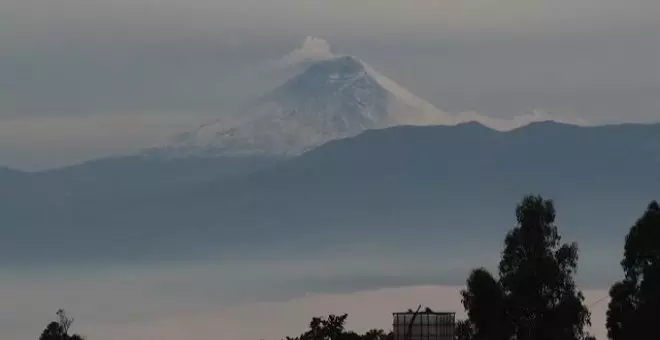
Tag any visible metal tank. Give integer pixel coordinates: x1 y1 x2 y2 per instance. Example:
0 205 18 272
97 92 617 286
393 309 455 340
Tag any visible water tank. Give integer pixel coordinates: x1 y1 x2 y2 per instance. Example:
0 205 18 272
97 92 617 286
392 310 455 340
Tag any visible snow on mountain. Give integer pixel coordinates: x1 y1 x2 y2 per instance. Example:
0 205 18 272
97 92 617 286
160 55 399 157
153 37 589 158
361 62 447 125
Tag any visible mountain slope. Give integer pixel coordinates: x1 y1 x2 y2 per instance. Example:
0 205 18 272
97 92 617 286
5 122 659 264
159 55 452 157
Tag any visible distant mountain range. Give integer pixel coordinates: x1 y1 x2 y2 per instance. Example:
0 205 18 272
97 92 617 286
2 121 659 267
1 39 656 271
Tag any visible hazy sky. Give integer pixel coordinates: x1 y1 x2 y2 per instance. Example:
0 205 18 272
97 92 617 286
1 0 659 168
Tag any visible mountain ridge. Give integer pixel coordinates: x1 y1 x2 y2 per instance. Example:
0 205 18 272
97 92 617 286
2 122 659 268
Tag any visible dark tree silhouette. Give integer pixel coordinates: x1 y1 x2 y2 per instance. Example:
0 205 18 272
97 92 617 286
284 314 392 340
362 329 389 340
39 322 66 340
460 195 592 340
460 268 510 340
39 310 85 340
455 320 474 340
606 201 660 340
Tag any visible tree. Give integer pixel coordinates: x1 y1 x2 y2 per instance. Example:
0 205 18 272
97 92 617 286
362 329 389 340
39 310 85 340
461 195 592 340
460 268 510 340
606 201 660 340
39 322 67 340
455 320 474 340
284 314 392 340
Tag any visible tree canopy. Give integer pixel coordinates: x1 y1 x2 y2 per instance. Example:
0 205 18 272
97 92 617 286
284 314 392 340
460 268 510 340
606 201 660 340
460 195 592 340
38 310 85 340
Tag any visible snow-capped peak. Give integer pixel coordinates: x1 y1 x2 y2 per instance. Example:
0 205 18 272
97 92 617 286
159 55 415 157
152 38 590 159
